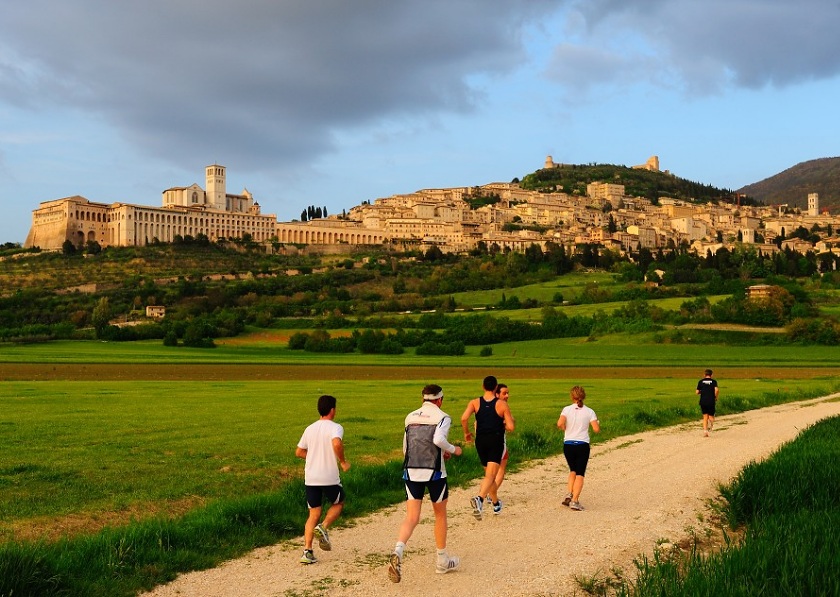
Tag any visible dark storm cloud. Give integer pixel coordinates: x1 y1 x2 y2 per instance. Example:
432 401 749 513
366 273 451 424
0 1 556 171
547 0 840 95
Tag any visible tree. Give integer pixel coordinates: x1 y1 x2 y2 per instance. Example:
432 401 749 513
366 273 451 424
91 297 111 338
524 243 543 266
423 246 444 261
62 239 76 255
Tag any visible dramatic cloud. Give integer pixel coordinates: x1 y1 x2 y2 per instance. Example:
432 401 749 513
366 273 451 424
0 1 557 172
546 0 840 95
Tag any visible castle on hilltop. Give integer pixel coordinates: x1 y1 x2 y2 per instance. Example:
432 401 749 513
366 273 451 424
544 154 661 172
23 160 840 261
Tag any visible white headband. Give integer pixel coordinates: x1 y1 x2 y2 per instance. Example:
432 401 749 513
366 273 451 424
423 391 443 401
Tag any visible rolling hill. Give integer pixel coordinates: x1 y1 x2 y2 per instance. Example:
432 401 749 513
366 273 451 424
737 157 840 212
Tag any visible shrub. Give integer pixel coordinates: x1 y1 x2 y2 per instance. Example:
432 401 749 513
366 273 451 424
379 338 404 354
287 332 309 350
416 340 465 356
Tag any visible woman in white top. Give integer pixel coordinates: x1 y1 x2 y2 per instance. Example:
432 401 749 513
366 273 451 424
557 385 600 511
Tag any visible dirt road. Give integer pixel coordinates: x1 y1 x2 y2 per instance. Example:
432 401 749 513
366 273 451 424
143 394 840 597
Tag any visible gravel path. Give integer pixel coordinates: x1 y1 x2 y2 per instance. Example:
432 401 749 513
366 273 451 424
143 395 840 597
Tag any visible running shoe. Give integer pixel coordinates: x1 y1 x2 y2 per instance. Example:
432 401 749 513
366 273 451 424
314 523 331 551
562 492 573 507
435 554 461 574
387 553 402 583
569 501 585 511
300 549 317 564
493 500 503 514
485 494 492 506
470 496 483 519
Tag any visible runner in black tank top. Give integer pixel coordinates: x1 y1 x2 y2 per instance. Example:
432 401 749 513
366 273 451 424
476 396 505 435
460 375 515 519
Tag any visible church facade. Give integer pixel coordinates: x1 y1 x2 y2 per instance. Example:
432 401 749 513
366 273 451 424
25 165 278 250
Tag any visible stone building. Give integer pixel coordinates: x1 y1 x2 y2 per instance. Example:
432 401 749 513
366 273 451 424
24 157 840 259
25 164 277 250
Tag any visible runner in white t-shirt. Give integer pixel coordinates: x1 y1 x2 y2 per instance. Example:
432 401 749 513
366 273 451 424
295 395 350 564
557 385 600 511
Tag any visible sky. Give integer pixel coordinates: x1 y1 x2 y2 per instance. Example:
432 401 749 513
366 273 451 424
2 0 840 244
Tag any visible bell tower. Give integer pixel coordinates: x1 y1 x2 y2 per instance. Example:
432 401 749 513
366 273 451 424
206 164 227 210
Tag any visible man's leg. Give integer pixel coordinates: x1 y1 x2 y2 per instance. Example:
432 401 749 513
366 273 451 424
389 498 421 583
304 506 322 550
432 499 448 549
321 502 343 530
432 498 460 573
396 499 422 545
494 459 507 491
478 461 501 501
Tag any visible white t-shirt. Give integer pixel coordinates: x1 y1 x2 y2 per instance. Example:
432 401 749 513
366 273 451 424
560 403 598 443
297 419 344 486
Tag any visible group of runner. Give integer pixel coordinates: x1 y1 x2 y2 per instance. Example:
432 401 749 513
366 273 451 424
293 375 602 582
294 370 717 579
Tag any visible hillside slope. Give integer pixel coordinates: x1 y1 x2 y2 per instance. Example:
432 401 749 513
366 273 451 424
738 156 840 211
519 163 739 204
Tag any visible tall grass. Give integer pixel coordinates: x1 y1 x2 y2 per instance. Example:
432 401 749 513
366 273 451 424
616 415 840 597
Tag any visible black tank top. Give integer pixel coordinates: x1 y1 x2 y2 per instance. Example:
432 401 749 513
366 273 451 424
475 396 505 434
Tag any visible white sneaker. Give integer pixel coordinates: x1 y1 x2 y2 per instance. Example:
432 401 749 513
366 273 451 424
569 501 585 511
299 549 317 564
387 553 401 583
436 554 461 574
470 496 483 520
314 523 331 551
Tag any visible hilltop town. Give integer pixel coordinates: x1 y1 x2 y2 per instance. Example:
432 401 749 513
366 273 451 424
24 157 840 261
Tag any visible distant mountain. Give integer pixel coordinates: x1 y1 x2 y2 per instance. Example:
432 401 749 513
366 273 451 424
737 157 840 212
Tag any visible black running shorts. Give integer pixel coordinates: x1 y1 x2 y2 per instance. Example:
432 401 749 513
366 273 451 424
404 477 449 503
563 442 591 476
475 431 505 466
305 484 345 509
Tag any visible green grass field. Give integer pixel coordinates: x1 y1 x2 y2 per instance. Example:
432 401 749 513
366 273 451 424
0 333 834 368
2 376 837 537
449 271 616 307
1 333 839 596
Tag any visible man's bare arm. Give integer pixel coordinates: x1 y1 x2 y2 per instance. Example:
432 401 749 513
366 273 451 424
332 437 350 471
